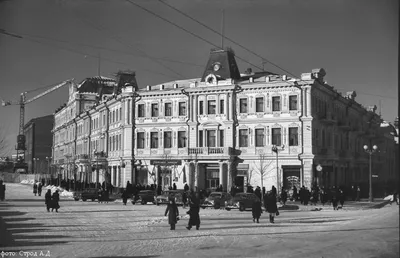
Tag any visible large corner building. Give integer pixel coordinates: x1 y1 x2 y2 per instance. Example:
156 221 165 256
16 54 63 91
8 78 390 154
52 48 398 196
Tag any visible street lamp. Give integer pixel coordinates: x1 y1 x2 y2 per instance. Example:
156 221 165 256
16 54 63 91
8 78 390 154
363 144 378 202
272 145 285 195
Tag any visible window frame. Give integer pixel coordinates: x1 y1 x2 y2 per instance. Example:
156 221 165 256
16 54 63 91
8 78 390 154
271 128 282 146
239 98 248 113
255 128 265 147
272 96 281 112
255 97 264 112
239 129 249 147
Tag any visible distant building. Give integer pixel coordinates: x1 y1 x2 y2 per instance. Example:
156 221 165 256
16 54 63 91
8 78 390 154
24 115 53 176
52 48 398 197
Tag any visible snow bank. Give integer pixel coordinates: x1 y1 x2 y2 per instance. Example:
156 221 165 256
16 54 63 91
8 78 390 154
384 195 394 201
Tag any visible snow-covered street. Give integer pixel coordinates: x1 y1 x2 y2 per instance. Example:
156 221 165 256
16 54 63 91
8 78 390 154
0 183 398 258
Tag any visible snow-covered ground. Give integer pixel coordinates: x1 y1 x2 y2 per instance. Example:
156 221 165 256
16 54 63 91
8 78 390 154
0 183 398 258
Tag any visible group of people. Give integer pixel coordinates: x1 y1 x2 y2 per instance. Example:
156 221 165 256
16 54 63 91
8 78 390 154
252 186 279 224
33 181 43 196
44 189 60 212
164 190 201 231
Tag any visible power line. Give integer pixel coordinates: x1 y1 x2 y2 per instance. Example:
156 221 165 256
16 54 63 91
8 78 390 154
125 0 265 71
60 4 185 79
157 0 295 76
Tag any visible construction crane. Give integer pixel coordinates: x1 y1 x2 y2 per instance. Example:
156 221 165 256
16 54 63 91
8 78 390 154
1 79 74 163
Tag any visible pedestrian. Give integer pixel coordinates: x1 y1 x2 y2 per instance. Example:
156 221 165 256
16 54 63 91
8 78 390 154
51 190 60 212
280 189 288 206
184 183 189 192
33 182 38 196
254 186 262 201
45 189 52 212
186 192 201 230
182 191 188 208
331 190 339 210
320 188 327 206
0 180 6 201
165 198 179 230
173 183 177 190
38 182 43 197
338 189 345 208
121 190 129 205
356 186 361 202
252 198 262 223
292 185 298 201
264 190 278 223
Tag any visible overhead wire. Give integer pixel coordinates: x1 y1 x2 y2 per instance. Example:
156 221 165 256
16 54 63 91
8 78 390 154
125 0 265 71
60 3 185 79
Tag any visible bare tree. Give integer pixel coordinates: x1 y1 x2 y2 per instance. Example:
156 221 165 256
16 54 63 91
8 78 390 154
253 154 274 203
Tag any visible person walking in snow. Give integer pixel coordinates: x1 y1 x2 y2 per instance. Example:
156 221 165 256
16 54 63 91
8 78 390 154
51 190 60 212
264 190 278 223
165 198 179 230
186 192 201 230
280 189 288 206
33 182 38 196
121 190 129 205
0 180 6 201
38 182 43 197
252 198 262 223
45 189 52 212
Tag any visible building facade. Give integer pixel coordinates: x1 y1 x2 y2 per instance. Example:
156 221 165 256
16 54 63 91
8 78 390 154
24 115 54 177
52 48 398 196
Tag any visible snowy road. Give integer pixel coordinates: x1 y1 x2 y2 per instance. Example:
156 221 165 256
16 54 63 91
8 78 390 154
0 183 398 258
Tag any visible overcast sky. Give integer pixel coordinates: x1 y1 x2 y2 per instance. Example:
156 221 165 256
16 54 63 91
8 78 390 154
0 0 398 155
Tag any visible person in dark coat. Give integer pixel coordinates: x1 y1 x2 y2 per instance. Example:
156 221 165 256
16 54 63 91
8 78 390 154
320 188 327 206
264 191 278 223
38 183 43 197
331 189 339 210
33 183 38 196
45 189 52 212
292 186 298 201
172 183 177 190
165 198 179 230
280 189 288 206
338 189 345 208
252 199 262 223
51 190 60 212
121 190 129 205
303 188 310 205
184 183 189 192
186 192 200 230
182 191 188 208
254 186 262 201
0 180 6 201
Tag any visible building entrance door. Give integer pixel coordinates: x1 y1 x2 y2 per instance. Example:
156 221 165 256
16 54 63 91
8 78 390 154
282 166 301 191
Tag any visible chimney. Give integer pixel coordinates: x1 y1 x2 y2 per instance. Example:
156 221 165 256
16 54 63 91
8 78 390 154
146 85 151 91
160 84 164 90
368 105 377 113
265 76 270 82
282 75 287 81
346 91 357 100
173 83 178 89
249 77 254 83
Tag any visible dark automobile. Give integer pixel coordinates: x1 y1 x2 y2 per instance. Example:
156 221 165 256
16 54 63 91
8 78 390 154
132 190 156 205
75 188 100 202
225 192 260 211
201 192 232 209
155 190 185 206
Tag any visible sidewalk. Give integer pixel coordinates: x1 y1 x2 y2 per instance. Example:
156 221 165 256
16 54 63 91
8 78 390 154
280 198 392 211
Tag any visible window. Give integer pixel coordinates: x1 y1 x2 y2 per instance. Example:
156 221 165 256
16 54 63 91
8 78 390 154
272 96 281 111
207 130 216 147
164 103 172 117
116 135 119 150
208 100 216 114
164 131 172 148
137 132 145 149
103 113 106 126
240 99 248 113
179 102 186 116
220 99 224 114
272 128 281 146
119 134 122 150
256 97 264 112
199 101 204 115
119 107 122 121
178 131 186 148
138 104 145 117
127 100 131 124
239 129 248 147
289 95 298 111
289 127 298 146
151 103 159 117
113 110 116 123
219 130 224 147
150 132 158 148
198 131 203 147
255 129 264 147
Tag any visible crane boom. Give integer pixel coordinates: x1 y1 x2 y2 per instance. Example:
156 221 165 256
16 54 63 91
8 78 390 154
25 79 74 104
1 78 74 163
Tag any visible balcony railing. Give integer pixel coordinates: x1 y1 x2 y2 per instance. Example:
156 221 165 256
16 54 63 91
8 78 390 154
188 147 232 155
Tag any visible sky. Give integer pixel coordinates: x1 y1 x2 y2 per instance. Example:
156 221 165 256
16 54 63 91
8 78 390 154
0 0 398 155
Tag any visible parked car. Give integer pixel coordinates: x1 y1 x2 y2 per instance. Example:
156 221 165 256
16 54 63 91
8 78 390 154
132 190 156 205
201 192 232 209
225 192 260 211
77 188 100 202
155 190 185 206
